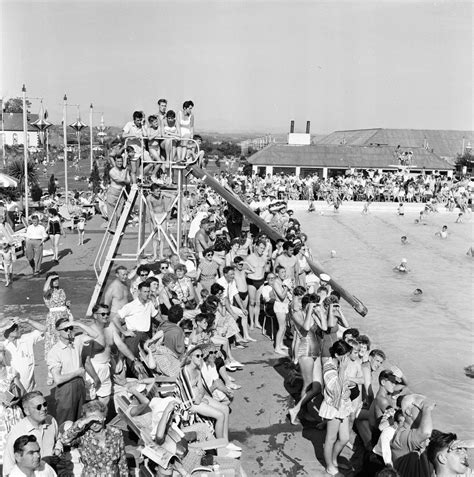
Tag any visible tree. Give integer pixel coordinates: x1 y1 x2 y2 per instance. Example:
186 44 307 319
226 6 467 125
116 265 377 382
3 97 31 113
455 151 473 169
89 160 102 193
7 158 39 210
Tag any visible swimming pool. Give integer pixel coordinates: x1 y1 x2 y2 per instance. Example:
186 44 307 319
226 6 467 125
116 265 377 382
295 203 474 436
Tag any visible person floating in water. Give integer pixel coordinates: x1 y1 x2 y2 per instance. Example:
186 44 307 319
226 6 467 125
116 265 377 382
411 288 423 302
435 225 449 239
456 212 464 224
466 246 474 257
401 236 408 245
414 210 426 224
393 258 409 273
397 203 405 216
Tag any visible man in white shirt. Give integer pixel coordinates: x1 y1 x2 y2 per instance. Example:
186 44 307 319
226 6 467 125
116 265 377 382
9 435 56 477
3 318 45 392
3 392 59 477
114 281 159 368
24 215 48 275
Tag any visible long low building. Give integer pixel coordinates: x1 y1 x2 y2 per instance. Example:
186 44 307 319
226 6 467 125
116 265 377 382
248 143 454 178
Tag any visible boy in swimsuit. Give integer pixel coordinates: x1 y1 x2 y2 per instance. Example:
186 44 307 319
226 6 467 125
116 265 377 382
233 256 254 326
122 111 145 184
435 225 449 239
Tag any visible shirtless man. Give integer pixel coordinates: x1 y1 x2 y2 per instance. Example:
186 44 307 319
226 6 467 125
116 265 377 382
194 219 213 260
145 115 162 176
122 111 145 184
245 240 269 329
84 303 145 405
274 241 300 287
355 348 387 449
106 156 130 232
368 370 406 446
146 184 175 261
233 256 254 325
103 266 131 319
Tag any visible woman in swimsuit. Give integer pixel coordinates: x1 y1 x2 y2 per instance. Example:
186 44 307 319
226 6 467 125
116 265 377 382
47 208 64 263
288 292 327 425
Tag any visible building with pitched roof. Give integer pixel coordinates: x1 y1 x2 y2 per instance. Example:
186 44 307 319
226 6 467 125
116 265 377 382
248 142 453 178
1 112 39 147
317 128 473 161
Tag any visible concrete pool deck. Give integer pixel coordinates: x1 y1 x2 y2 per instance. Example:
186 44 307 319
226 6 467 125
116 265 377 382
0 213 358 476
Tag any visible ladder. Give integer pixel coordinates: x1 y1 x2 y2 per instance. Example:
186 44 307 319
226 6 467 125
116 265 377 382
86 184 179 316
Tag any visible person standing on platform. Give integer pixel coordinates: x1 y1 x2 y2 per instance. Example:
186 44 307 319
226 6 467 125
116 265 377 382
106 156 130 233
226 183 246 239
24 215 48 276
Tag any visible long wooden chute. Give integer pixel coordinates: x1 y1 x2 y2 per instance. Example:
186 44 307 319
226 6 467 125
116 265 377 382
188 165 368 317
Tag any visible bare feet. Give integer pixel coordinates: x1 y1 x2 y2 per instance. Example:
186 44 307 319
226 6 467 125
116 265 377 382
325 465 338 475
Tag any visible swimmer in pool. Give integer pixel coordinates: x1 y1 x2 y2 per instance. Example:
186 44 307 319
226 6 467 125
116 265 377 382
411 288 423 302
466 246 474 257
393 258 409 273
397 203 405 216
401 236 408 245
456 212 464 224
414 210 426 224
435 225 448 239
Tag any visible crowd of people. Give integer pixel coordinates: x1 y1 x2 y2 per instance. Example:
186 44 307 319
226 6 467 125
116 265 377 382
0 100 472 476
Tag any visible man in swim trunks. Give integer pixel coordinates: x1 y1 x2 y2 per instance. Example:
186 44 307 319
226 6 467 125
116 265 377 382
233 256 253 324
194 219 213 260
106 156 130 232
122 111 145 184
103 266 132 320
84 303 145 405
274 241 300 287
146 183 175 261
245 240 269 330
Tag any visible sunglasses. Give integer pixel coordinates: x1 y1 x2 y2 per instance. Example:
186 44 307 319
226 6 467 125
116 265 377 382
61 326 74 332
160 266 169 270
206 254 214 257
97 312 110 317
207 351 218 355
194 354 203 358
140 272 149 276
35 402 48 410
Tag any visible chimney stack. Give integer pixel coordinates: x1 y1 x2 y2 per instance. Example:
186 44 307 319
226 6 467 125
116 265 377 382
306 121 311 134
290 120 295 133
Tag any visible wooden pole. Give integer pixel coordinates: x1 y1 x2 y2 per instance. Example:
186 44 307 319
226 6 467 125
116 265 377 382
90 103 94 170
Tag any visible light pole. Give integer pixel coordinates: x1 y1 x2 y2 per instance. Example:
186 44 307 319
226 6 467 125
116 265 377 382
89 103 105 170
30 100 52 165
22 85 29 219
69 107 86 165
62 97 81 204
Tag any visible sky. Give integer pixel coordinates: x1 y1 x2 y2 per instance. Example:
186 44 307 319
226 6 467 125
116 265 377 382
1 0 472 134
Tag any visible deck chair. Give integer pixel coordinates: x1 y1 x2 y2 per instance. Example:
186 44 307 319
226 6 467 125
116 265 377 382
116 394 227 473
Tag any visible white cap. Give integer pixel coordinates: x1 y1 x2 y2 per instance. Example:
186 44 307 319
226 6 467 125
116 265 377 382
320 273 331 282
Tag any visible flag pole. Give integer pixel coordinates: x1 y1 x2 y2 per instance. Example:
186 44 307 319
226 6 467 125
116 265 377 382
22 85 29 220
1 97 5 167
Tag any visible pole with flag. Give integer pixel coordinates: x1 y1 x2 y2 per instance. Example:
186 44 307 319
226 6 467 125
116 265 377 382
22 85 29 220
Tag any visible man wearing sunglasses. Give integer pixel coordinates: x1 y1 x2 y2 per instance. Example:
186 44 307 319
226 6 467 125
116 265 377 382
83 303 146 406
3 392 61 476
46 318 100 426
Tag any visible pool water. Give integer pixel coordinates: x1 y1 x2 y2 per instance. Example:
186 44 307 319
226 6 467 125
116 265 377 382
296 206 474 436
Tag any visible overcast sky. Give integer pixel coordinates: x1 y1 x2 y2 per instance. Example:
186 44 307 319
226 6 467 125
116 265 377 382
1 0 472 133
